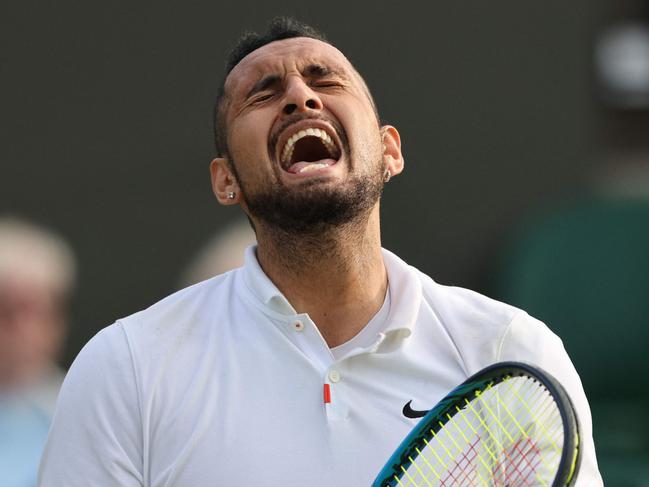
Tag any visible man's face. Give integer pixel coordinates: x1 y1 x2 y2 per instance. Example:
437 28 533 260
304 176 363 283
220 37 387 233
0 277 64 386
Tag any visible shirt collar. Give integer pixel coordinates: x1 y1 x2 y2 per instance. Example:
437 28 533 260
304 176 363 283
242 245 296 316
380 248 420 339
242 245 421 338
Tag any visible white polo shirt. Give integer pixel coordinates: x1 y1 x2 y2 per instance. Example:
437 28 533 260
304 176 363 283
38 247 602 486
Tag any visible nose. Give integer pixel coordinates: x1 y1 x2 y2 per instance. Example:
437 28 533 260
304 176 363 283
282 77 323 115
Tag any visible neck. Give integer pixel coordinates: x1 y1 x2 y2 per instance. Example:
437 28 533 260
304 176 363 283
255 206 387 347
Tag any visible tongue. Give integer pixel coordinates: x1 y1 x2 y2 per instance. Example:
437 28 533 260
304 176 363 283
286 159 335 174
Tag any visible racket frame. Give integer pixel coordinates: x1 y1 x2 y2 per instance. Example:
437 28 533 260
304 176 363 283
372 361 581 487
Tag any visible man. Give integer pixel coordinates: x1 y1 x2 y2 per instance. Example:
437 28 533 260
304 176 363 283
39 18 602 486
0 217 75 486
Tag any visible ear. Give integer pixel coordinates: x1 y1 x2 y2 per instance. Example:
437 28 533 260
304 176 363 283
381 125 404 179
210 157 241 205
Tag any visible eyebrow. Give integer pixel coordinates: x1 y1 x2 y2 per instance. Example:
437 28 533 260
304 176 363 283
303 63 340 78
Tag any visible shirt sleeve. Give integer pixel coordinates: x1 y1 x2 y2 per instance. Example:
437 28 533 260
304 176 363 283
38 322 143 486
497 312 603 487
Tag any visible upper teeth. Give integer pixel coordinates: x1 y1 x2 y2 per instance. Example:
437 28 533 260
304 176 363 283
281 127 337 166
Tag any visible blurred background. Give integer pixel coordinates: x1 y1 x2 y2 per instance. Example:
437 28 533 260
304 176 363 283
1 0 648 485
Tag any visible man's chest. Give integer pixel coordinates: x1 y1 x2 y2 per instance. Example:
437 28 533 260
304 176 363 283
137 344 463 487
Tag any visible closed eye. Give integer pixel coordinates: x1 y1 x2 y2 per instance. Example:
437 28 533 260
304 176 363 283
252 93 275 103
312 81 342 89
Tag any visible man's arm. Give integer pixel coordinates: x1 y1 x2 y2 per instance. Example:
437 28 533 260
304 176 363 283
38 323 143 486
498 312 603 487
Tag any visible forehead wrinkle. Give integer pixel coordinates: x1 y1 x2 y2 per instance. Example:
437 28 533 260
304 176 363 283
225 38 352 94
247 59 338 89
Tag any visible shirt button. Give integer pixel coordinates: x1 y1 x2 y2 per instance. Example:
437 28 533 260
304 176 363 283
292 321 304 331
329 370 341 383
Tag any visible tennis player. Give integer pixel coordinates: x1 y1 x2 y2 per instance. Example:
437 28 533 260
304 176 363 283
38 17 603 486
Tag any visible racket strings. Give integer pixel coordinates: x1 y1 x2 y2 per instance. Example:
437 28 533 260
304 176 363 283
477 376 563 486
502 378 563 453
476 383 544 484
391 375 565 487
396 391 496 486
496 377 564 483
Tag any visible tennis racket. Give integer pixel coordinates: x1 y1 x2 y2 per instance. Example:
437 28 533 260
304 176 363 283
372 362 581 487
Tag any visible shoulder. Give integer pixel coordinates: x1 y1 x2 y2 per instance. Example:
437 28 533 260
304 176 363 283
123 270 236 323
400 255 559 372
117 269 240 343
414 265 525 341
69 269 244 386
418 271 520 330
60 270 243 408
383 248 520 334
418 270 568 370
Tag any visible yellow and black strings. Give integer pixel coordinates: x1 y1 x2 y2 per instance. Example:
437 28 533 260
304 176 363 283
390 375 564 487
473 376 564 485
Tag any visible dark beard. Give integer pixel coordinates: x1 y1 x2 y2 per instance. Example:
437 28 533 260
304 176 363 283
243 172 384 235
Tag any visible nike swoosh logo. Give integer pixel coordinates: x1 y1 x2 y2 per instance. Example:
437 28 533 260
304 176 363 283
402 400 430 419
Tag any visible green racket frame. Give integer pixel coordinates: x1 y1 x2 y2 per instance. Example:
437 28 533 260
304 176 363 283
372 361 581 487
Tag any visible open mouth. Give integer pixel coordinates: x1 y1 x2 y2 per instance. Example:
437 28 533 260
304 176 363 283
279 127 342 174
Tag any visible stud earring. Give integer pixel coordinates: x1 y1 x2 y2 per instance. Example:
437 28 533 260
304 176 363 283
383 169 391 183
227 191 236 199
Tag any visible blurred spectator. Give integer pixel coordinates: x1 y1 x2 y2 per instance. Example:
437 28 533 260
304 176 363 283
0 217 76 487
594 20 649 110
593 18 649 198
179 218 256 287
